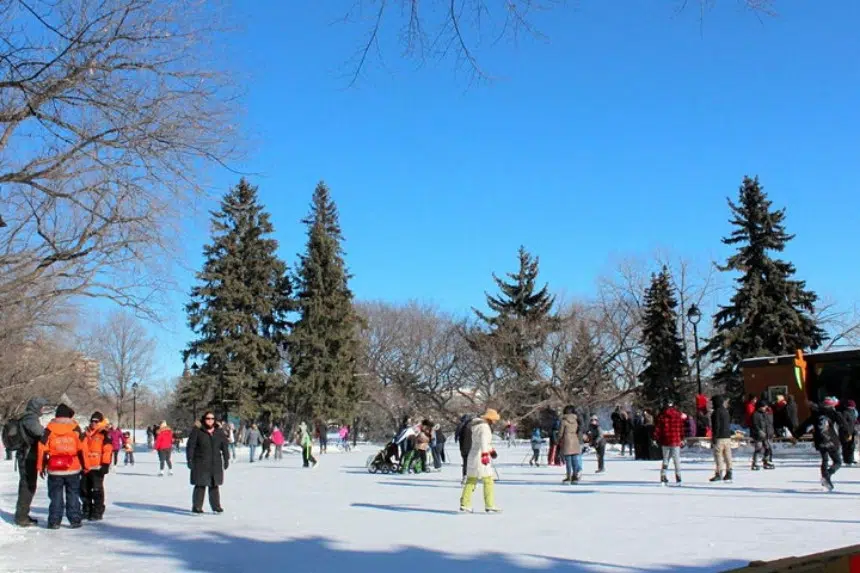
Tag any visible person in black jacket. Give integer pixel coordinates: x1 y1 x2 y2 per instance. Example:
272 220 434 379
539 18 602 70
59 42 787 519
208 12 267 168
750 399 775 470
785 395 799 432
186 411 230 514
839 400 857 465
14 397 49 527
710 395 733 482
794 398 844 491
454 414 474 482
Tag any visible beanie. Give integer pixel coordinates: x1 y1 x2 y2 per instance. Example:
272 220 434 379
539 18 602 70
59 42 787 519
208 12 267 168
56 403 75 418
90 411 105 422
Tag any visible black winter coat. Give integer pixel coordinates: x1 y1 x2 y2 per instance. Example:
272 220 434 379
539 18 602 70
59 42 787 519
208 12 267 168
751 410 774 441
796 407 843 451
785 398 799 430
186 426 230 487
711 406 732 440
17 397 48 460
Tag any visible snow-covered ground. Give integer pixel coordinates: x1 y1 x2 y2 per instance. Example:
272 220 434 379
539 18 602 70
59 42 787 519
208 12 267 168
2 444 859 573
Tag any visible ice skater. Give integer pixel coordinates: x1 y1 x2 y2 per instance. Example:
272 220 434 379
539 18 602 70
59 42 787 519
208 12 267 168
794 398 844 491
459 409 501 513
654 399 684 485
584 416 606 474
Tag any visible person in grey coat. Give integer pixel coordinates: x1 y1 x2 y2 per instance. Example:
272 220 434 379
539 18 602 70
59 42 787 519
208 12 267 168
14 397 49 527
245 424 262 463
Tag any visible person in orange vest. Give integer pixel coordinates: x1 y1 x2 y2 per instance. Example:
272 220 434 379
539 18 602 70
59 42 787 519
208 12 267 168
37 404 88 529
82 411 113 521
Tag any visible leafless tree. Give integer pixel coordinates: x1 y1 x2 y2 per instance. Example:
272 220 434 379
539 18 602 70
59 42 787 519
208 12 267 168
817 299 860 351
342 0 778 83
86 310 155 426
0 0 236 322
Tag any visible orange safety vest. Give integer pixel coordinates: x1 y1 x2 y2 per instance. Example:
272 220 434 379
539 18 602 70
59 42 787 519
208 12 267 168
37 418 87 476
84 422 113 470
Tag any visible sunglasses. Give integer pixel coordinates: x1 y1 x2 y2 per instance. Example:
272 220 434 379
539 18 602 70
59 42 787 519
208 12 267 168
204 417 215 421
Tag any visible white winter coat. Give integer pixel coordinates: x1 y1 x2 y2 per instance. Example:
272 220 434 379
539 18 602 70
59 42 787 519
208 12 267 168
465 419 494 479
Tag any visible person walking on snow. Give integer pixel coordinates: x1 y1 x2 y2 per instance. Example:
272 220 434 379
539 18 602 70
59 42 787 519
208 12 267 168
794 398 845 491
245 424 262 463
298 422 318 468
186 411 230 513
839 400 857 465
584 415 606 474
459 409 501 513
109 425 123 466
12 397 49 527
710 395 733 482
271 426 285 460
81 412 113 521
223 422 237 461
653 399 685 485
455 414 474 482
558 406 583 483
751 399 775 470
155 421 175 476
37 404 87 529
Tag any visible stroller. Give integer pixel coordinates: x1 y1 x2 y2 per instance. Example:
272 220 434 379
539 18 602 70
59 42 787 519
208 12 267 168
367 441 400 474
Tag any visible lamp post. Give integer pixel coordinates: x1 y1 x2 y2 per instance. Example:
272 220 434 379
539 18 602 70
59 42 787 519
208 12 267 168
190 361 199 422
131 382 139 451
687 304 703 395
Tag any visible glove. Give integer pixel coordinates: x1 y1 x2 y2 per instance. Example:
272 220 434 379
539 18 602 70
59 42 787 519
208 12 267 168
39 469 46 479
489 450 498 460
101 464 111 475
481 452 490 465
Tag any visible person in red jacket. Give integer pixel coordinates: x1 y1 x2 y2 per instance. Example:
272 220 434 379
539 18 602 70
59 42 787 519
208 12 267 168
82 412 113 521
155 421 175 476
653 399 685 485
744 394 758 429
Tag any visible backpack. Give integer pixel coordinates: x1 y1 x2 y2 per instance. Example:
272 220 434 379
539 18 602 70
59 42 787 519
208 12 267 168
1 416 26 452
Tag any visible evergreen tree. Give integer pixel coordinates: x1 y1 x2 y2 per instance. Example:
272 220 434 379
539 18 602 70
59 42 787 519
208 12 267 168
184 179 293 419
639 267 689 411
561 320 613 408
287 181 362 421
705 176 825 399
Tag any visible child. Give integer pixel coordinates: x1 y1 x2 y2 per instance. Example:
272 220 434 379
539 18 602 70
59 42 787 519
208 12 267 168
584 416 606 473
122 431 134 466
529 428 543 467
82 412 113 520
37 404 87 529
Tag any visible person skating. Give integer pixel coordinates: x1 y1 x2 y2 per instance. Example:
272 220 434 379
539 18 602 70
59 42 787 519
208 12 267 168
186 411 230 513
259 430 272 460
584 415 606 473
653 399 685 485
245 424 262 462
529 428 543 467
710 395 733 482
455 414 474 482
459 409 501 513
12 397 49 527
298 422 318 468
558 405 582 483
750 399 775 470
37 404 88 529
318 423 328 454
155 421 174 476
122 431 135 465
839 400 857 465
794 398 845 491
82 412 113 521
413 421 431 472
271 425 285 460
548 415 562 466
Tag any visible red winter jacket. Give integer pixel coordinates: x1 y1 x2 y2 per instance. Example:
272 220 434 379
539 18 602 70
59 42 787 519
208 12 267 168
154 427 174 451
653 407 685 447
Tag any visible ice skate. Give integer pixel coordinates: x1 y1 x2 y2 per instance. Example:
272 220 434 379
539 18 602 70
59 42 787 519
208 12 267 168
485 507 502 513
723 470 733 482
158 470 164 476
459 506 473 513
709 473 722 482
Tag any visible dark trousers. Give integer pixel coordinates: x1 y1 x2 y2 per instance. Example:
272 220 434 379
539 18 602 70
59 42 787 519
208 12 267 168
531 447 540 465
47 473 83 526
158 449 173 470
431 446 442 469
81 470 106 519
192 484 221 511
112 450 119 466
821 448 841 478
415 449 427 472
460 448 469 477
841 439 855 464
753 440 773 466
124 451 134 465
302 445 317 467
14 451 38 524
595 443 606 471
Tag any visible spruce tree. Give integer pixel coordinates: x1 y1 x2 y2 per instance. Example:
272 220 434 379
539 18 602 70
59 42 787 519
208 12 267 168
705 176 825 399
639 267 689 411
287 181 362 422
184 179 293 419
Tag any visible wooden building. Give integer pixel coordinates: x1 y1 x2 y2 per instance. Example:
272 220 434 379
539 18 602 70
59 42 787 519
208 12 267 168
742 348 860 421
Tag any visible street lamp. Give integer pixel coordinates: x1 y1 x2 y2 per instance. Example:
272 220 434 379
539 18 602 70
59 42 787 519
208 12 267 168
131 382 139 451
190 362 199 421
687 304 703 395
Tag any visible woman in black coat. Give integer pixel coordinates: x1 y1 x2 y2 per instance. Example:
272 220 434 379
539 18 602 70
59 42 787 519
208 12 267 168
186 411 230 514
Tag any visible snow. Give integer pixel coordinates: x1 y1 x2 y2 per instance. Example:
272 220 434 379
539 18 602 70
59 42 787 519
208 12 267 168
2 444 859 573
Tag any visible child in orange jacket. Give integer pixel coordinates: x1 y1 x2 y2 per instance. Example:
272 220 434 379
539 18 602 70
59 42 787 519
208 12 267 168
122 431 135 466
37 404 88 529
82 412 113 521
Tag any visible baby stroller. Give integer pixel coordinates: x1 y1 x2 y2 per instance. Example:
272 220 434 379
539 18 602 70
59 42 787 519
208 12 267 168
367 441 400 474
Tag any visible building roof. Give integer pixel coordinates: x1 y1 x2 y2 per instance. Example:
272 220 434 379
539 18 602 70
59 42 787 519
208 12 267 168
741 347 860 368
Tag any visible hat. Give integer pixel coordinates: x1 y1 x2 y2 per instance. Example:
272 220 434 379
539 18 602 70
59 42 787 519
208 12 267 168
589 415 599 422
90 411 105 422
482 408 501 422
847 400 856 409
56 404 75 418
823 397 839 407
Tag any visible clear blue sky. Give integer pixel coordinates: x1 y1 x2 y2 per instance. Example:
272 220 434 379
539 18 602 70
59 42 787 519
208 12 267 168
141 1 860 381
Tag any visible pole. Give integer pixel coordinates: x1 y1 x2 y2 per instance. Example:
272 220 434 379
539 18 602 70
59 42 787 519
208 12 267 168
692 321 702 395
132 386 137 450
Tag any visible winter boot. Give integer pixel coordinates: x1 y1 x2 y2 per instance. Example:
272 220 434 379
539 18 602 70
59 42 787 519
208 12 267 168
675 474 682 484
562 475 571 483
723 470 733 482
751 464 761 471
709 473 722 482
660 474 669 485
763 462 775 470
821 476 835 491
159 470 164 476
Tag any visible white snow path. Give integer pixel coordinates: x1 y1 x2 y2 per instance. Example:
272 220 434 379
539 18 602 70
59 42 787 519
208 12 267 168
1 445 859 572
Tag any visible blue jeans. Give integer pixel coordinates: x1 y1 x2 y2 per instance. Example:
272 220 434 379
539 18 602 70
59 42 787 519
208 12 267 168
48 473 83 526
565 454 583 478
249 445 257 462
229 443 236 460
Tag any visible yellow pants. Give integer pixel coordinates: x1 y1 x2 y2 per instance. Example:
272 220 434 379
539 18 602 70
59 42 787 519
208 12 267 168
459 477 494 509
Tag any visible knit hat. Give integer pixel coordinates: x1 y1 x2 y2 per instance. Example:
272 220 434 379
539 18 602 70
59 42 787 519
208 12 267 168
90 411 105 423
847 400 857 409
823 397 839 407
482 408 501 422
55 404 75 418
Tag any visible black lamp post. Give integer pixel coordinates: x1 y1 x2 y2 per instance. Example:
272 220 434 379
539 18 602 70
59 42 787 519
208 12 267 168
131 382 139 451
190 361 199 421
687 304 703 395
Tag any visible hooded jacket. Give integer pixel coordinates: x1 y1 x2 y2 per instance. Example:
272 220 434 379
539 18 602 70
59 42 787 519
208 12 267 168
751 407 775 441
16 397 48 457
154 424 174 451
557 414 581 456
37 416 87 476
84 419 113 471
796 404 843 451
464 418 495 479
710 395 732 440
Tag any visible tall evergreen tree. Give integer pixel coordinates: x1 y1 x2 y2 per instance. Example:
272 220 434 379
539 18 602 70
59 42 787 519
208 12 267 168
639 267 689 411
184 179 293 419
287 181 362 421
704 176 825 399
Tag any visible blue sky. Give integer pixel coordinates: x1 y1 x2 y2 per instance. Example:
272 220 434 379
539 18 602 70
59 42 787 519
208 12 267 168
138 1 860 381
